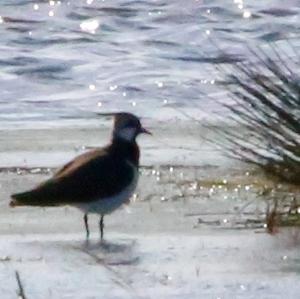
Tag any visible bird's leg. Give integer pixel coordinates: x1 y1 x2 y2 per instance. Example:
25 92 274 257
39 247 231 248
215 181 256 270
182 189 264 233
84 213 90 239
99 215 104 240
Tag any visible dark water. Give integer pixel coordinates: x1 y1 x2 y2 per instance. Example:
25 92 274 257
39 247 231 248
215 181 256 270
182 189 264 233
0 0 299 127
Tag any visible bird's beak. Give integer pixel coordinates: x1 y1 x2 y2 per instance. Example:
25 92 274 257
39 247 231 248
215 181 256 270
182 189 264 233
140 127 152 135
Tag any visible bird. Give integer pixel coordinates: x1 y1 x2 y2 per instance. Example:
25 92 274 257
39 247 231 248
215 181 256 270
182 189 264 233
10 112 151 240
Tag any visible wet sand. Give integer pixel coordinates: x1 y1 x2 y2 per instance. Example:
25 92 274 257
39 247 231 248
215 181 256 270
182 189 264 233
0 125 300 298
0 121 236 167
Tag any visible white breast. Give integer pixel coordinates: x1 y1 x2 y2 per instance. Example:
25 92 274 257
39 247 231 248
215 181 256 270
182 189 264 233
76 161 139 215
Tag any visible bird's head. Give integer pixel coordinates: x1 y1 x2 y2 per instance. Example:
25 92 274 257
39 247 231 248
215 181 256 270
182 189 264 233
113 112 151 142
98 112 151 142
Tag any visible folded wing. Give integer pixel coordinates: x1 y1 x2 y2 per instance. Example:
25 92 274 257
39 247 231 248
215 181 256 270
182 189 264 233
10 148 134 207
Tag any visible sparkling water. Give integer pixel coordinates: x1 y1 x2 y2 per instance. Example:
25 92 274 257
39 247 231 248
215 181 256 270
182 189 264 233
0 0 299 127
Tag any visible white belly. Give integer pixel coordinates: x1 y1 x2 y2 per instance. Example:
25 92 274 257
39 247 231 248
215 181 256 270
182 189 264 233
76 161 139 215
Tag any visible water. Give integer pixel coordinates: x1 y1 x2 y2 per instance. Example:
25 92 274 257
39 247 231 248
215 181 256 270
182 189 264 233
0 0 300 127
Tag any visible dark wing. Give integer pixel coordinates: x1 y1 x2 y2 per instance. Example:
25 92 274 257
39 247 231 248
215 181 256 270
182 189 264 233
53 147 108 178
10 147 135 207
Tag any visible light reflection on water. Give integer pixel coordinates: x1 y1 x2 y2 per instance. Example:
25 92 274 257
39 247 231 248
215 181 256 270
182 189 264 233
0 0 299 126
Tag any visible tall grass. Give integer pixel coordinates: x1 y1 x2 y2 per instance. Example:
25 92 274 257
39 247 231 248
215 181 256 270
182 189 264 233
214 43 300 185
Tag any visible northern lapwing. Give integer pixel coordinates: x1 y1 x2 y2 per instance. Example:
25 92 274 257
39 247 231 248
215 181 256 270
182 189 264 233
10 112 151 240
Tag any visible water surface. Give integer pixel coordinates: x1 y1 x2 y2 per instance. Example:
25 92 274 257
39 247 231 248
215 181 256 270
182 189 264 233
0 0 299 128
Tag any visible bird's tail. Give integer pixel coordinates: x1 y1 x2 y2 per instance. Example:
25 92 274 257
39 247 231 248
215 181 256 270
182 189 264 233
10 191 43 207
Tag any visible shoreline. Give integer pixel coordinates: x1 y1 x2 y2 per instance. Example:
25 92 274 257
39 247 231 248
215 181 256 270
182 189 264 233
0 168 300 298
0 122 239 168
0 123 300 298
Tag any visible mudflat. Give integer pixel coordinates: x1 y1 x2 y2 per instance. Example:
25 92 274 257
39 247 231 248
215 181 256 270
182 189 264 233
0 125 299 298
